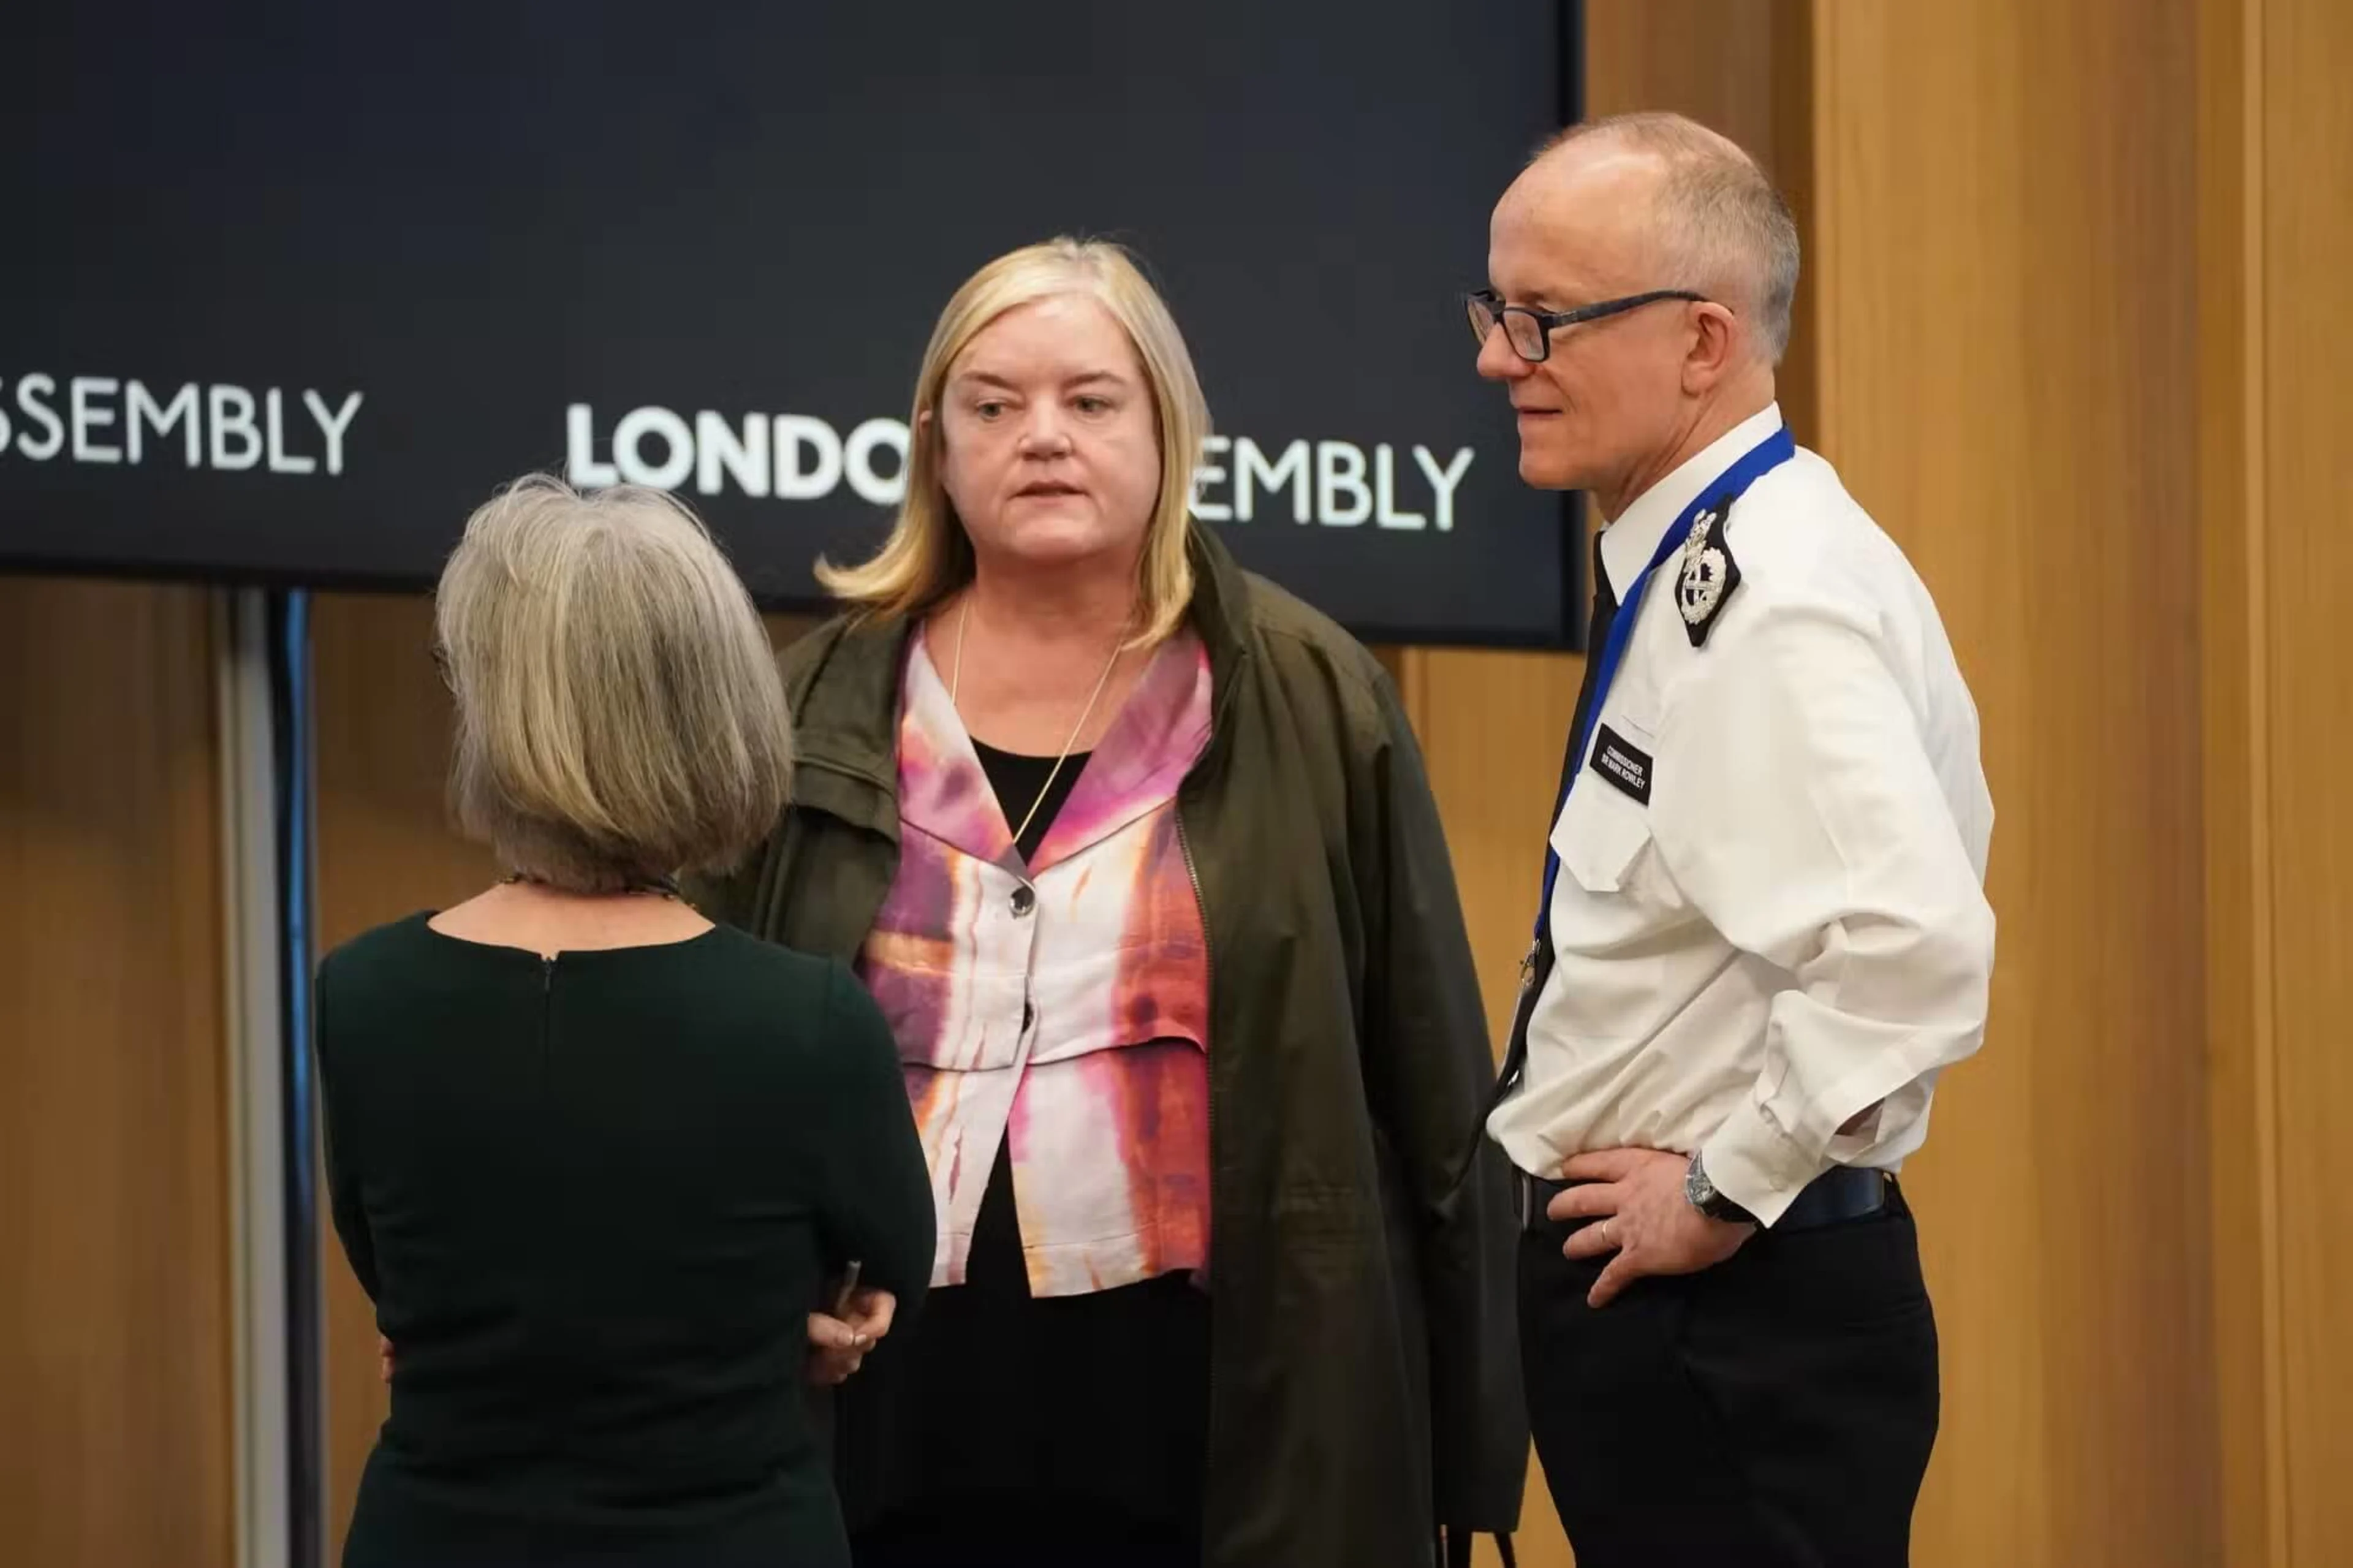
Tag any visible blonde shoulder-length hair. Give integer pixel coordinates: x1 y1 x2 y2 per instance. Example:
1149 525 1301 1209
815 237 1211 646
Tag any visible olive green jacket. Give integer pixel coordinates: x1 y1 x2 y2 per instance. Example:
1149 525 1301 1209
697 528 1525 1568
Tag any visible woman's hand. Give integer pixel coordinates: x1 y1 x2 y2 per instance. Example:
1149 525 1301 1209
378 1334 394 1384
806 1287 897 1386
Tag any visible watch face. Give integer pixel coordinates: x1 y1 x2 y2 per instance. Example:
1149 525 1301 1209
1685 1157 1713 1208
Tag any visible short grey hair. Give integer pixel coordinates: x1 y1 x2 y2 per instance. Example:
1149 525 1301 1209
434 474 792 893
1540 112 1801 364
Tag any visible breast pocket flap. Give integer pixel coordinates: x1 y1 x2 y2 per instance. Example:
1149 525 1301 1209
1552 786 1654 895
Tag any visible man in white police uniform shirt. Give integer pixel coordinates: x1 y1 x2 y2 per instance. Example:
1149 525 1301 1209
1471 113 1996 1566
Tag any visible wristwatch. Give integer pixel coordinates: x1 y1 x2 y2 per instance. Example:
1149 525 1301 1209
1685 1151 1756 1225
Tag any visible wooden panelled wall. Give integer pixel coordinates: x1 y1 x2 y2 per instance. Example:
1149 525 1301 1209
0 580 235 1566
8 2 2352 1563
2199 0 2353 1561
1804 4 2216 1565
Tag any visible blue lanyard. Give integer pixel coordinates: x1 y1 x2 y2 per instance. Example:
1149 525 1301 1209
1531 426 1796 945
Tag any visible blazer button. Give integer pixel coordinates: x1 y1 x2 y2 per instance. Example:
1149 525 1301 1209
1010 885 1036 917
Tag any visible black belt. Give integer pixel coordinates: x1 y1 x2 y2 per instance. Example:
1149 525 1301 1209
1515 1163 1894 1235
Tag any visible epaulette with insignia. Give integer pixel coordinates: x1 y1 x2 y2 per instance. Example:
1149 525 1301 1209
1675 498 1743 648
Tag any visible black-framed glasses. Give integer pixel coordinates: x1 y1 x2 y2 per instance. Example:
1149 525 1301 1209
1464 287 1711 363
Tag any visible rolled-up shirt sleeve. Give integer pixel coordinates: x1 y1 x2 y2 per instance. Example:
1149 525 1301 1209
1648 593 1996 1225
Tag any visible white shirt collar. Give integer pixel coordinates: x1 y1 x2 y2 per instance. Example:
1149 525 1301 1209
1597 403 1786 598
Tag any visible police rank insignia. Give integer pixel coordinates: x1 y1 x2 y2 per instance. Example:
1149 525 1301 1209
1677 501 1742 648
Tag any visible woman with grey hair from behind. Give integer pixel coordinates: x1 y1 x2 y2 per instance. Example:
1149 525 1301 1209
318 475 935 1568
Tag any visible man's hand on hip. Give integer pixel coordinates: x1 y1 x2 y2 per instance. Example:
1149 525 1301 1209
1547 1148 1755 1308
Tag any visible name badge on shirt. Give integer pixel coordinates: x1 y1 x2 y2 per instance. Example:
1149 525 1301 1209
1588 724 1654 806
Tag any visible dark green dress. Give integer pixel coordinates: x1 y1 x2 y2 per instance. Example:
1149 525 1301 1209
316 913 934 1568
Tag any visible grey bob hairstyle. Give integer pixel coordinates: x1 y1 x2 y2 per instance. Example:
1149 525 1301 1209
434 474 793 893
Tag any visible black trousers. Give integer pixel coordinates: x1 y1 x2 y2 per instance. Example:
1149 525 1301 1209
1519 1185 1939 1568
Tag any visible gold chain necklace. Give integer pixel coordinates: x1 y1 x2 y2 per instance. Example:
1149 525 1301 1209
949 597 1123 850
